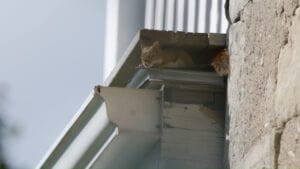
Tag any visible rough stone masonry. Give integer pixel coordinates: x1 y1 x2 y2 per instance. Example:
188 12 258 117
227 0 300 168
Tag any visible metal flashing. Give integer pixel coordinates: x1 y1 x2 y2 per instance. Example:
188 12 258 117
127 68 225 89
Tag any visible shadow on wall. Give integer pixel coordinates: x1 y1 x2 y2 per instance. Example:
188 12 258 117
0 121 8 169
0 84 20 169
224 95 230 169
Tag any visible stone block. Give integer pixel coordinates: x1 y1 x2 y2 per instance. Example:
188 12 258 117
227 1 300 168
278 116 300 169
229 0 250 23
233 132 275 169
275 7 300 124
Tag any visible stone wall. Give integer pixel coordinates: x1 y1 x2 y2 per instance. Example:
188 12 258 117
228 0 300 168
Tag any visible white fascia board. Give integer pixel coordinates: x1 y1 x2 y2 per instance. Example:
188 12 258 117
37 86 161 169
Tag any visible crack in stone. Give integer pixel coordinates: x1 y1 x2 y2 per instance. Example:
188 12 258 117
274 124 285 169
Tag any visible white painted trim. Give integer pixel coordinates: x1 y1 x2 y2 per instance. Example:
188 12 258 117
104 0 120 79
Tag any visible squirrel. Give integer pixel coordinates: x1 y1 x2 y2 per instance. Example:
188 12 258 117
138 41 229 76
210 48 229 76
138 41 195 69
211 0 230 76
137 0 231 76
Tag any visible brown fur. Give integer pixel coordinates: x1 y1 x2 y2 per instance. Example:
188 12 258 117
211 48 229 76
139 41 195 68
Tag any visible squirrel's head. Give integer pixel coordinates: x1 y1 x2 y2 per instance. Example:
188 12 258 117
140 41 161 68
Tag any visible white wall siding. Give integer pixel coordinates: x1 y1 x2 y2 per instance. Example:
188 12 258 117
197 0 206 32
145 0 155 29
165 0 175 31
154 0 165 30
175 0 185 31
209 0 217 33
187 0 197 32
145 0 228 33
221 0 228 32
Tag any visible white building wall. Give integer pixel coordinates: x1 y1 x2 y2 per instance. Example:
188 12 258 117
103 0 119 80
103 0 145 80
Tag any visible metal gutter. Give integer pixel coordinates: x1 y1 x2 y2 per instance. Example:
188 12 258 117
127 68 224 88
36 90 114 169
85 127 119 169
37 86 161 169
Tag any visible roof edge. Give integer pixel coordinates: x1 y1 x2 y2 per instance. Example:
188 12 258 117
36 90 107 169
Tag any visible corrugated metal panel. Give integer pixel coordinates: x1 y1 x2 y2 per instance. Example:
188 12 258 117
145 0 228 33
175 0 185 31
145 0 155 29
154 0 165 30
164 0 175 31
197 0 207 32
187 0 197 32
